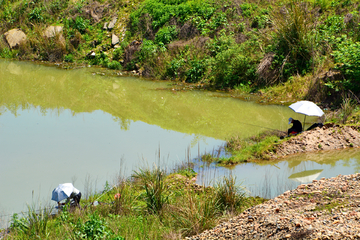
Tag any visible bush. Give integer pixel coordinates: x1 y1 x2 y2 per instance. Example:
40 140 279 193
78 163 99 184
64 54 74 62
66 16 90 34
155 25 178 45
28 7 44 22
332 40 360 92
185 58 206 83
75 214 111 239
210 44 258 88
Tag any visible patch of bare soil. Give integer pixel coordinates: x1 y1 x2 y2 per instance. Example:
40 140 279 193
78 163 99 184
269 124 360 159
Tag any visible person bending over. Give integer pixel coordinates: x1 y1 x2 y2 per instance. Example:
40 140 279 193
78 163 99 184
58 187 82 208
288 117 302 135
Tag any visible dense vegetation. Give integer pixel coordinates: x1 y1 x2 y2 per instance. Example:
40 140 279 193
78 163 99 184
2 165 264 239
1 0 360 102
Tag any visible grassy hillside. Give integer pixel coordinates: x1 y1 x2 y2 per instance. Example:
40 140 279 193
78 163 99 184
1 0 360 102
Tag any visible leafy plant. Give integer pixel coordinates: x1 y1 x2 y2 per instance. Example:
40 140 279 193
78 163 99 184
185 58 206 83
28 7 44 22
75 214 111 239
155 25 178 45
64 54 74 62
332 40 360 92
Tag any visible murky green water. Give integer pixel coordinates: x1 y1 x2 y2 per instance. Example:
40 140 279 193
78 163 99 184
1 59 359 228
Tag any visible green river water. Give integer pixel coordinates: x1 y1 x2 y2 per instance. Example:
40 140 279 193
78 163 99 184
1 59 360 228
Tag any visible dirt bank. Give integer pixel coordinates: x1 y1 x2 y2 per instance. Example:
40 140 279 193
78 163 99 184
268 124 360 159
187 173 360 240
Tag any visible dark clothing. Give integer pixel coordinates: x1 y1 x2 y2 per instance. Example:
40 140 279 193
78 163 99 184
72 192 81 206
288 120 302 135
307 123 323 131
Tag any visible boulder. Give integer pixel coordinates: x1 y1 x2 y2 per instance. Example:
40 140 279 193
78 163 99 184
4 29 27 49
43 26 63 38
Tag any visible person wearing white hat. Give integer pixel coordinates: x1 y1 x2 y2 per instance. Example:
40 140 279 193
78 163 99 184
288 117 302 136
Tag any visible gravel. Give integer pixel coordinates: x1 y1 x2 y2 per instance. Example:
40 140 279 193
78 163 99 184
187 173 360 240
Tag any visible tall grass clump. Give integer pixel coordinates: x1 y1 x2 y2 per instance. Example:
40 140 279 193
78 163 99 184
167 187 220 236
132 166 170 215
214 175 248 213
269 0 314 82
9 204 53 238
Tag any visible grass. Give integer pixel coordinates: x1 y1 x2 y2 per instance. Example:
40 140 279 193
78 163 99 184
4 164 264 240
2 0 360 104
217 131 285 165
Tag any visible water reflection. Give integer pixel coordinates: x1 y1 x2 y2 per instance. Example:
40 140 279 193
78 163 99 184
0 59 297 228
288 169 323 183
1 59 358 229
196 148 360 199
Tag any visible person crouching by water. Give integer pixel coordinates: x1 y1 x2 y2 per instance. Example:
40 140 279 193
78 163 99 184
58 187 82 209
288 117 302 136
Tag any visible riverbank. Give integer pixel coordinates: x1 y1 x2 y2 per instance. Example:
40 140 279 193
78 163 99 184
268 124 360 159
0 166 266 239
218 123 360 165
187 173 360 239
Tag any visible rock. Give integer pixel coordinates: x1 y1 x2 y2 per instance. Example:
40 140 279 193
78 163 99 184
107 16 117 30
43 26 63 38
103 22 108 30
112 33 119 46
4 29 27 48
87 51 96 58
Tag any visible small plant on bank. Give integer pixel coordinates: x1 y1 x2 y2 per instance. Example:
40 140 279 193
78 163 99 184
215 175 248 213
132 167 170 214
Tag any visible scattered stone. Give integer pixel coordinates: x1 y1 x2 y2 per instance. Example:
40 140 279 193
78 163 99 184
112 33 119 46
107 16 118 30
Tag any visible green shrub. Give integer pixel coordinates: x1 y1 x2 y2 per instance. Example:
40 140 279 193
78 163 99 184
130 0 217 33
75 214 111 239
28 7 44 22
165 57 186 79
185 58 206 83
64 53 74 62
155 25 178 45
66 16 90 34
210 44 258 88
107 60 123 70
113 48 124 61
332 40 360 92
137 39 158 62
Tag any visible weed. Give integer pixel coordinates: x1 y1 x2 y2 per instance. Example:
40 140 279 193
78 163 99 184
215 175 248 213
75 213 111 239
132 167 170 214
